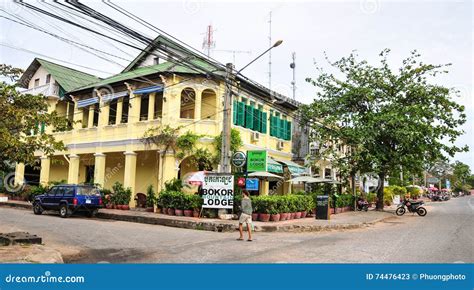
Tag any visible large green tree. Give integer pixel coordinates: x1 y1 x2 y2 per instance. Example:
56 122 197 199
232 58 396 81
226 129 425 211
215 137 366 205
301 50 467 210
0 64 66 173
451 161 471 192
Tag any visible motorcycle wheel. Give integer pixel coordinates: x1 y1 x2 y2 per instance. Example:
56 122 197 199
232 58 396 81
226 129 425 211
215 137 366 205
363 206 368 212
417 207 427 216
395 207 406 216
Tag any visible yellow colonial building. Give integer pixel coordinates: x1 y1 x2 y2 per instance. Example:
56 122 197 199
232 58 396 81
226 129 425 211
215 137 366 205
15 35 302 206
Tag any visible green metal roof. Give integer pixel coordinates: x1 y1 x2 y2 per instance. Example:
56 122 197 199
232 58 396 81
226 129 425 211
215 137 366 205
70 58 221 93
18 58 101 92
35 58 100 92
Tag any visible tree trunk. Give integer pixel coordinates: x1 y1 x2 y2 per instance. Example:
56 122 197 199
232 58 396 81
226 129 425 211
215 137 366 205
376 172 385 211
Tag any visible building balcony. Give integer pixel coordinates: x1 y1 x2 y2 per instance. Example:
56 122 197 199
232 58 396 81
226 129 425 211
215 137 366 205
21 83 60 97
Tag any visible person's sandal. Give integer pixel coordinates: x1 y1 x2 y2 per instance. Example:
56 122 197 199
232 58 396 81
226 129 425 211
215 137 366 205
236 238 244 241
247 239 253 242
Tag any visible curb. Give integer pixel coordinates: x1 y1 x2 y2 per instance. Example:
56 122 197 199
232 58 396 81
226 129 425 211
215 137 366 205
0 202 395 233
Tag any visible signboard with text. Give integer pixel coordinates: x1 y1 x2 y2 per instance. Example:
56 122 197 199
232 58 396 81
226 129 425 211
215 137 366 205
247 150 267 172
246 178 259 191
202 174 234 209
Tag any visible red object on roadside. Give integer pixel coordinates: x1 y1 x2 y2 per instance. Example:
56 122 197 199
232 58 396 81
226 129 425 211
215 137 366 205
237 177 246 187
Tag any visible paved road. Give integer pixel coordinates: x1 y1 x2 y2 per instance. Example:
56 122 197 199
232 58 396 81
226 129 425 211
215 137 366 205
0 196 472 263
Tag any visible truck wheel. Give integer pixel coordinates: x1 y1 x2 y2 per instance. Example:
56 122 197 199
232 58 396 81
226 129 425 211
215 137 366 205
33 202 43 215
87 209 98 218
59 204 71 218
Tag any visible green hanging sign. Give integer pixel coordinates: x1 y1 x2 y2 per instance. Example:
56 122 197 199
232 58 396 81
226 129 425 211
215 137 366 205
247 150 267 172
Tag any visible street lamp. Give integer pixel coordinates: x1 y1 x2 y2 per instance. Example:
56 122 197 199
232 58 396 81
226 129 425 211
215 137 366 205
220 40 283 174
236 40 283 75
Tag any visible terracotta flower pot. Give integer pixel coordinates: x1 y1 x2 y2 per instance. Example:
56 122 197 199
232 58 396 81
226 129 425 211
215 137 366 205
270 213 280 222
252 213 259 221
168 208 175 215
175 209 184 216
146 207 154 213
122 205 130 210
301 211 307 218
295 212 302 219
184 209 193 217
290 212 296 219
330 208 335 214
284 213 291 220
105 204 113 209
259 213 270 222
162 208 168 215
193 209 200 218
115 205 122 210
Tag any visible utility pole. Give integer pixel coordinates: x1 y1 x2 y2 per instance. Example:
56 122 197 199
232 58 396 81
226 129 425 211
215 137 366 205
268 11 272 90
290 52 296 100
220 63 234 173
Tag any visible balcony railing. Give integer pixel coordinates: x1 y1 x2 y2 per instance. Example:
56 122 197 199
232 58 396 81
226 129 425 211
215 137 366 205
21 83 60 97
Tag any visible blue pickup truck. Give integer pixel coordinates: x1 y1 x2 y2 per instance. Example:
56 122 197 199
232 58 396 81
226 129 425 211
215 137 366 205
33 184 103 218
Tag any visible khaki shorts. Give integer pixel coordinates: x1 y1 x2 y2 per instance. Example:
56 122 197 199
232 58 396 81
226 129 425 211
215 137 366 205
239 213 252 224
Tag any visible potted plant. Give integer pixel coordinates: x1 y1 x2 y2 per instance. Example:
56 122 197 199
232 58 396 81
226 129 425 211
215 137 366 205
191 194 202 217
122 187 132 210
294 197 302 219
251 198 259 221
145 185 156 212
183 194 193 217
269 198 280 222
174 192 184 216
258 197 271 222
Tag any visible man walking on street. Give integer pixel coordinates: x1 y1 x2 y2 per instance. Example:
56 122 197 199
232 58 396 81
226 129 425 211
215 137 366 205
238 190 253 241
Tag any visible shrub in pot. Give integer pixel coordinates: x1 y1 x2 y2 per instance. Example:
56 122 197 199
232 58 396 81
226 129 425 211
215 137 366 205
269 199 280 222
145 185 156 212
256 197 270 222
191 194 203 217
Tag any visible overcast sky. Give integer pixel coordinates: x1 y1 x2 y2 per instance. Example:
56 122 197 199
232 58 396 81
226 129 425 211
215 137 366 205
0 0 472 167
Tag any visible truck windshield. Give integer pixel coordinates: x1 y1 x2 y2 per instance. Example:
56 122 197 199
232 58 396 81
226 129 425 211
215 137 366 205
77 187 100 196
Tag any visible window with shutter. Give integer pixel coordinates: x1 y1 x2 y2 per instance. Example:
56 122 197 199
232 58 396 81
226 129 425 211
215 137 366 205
40 122 45 134
253 109 261 131
286 121 292 140
261 112 267 134
232 101 237 125
245 105 254 129
237 102 245 126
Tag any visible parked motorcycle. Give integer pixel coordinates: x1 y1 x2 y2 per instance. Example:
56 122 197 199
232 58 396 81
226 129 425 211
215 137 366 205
356 199 369 212
396 199 427 216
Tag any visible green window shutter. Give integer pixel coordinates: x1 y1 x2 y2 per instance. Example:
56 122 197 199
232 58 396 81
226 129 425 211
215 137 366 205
277 118 283 139
40 122 45 134
270 116 275 136
245 105 254 129
237 102 245 126
253 109 261 131
286 120 290 140
232 101 237 125
261 112 267 134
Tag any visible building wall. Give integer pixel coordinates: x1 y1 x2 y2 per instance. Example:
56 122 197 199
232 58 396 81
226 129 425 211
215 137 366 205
27 65 55 89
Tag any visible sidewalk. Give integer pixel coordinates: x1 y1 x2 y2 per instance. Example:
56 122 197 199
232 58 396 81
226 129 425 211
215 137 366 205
0 200 395 233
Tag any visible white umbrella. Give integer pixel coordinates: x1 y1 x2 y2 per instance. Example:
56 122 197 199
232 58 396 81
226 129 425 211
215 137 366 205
182 171 207 186
247 171 284 181
288 176 323 183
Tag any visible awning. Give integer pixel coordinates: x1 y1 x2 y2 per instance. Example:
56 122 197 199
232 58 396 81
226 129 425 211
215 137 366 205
248 171 283 181
133 85 164 95
275 158 306 174
77 97 98 108
267 158 283 174
102 91 128 103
